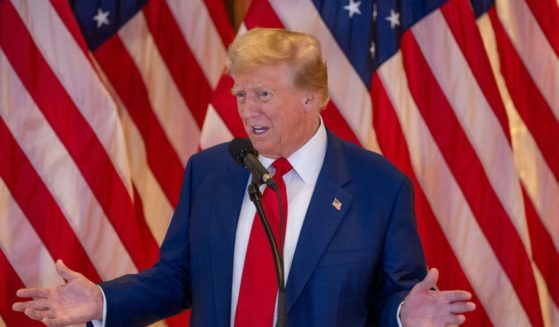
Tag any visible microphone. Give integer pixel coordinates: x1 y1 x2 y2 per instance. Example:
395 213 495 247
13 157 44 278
228 138 278 190
229 137 286 327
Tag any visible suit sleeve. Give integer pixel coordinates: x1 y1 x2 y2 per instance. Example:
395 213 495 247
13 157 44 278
373 177 427 326
98 157 196 326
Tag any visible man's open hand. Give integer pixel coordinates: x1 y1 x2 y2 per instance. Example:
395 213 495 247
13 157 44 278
12 260 103 327
401 268 476 327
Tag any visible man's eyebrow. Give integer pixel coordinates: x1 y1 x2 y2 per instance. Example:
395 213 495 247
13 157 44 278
230 83 274 94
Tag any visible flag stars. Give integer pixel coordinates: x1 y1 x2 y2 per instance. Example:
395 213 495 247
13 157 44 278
372 3 378 21
385 9 400 29
344 0 362 18
93 8 110 28
370 41 376 59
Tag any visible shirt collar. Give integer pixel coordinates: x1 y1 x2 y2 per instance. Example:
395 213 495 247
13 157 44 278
259 116 327 184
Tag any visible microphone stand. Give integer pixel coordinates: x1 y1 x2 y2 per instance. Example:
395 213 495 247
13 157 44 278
248 182 287 327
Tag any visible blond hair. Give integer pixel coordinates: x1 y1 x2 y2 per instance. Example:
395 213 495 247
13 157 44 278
227 28 329 108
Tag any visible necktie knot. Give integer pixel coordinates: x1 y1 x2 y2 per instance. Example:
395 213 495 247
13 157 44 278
272 158 292 180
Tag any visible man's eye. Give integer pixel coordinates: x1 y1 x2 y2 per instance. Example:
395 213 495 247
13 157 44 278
259 90 271 98
236 91 246 99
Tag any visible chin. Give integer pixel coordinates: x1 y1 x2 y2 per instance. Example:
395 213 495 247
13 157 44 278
253 145 272 156
248 136 281 158
252 144 276 158
248 137 266 150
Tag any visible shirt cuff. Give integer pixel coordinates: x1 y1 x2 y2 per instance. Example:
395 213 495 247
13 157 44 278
396 301 404 327
91 286 107 327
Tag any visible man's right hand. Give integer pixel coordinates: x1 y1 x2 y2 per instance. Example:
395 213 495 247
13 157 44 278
12 259 104 327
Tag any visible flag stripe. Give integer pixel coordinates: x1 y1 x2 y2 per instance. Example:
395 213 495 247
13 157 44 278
524 188 559 306
488 9 559 185
371 75 493 325
401 31 543 326
0 250 43 327
440 0 510 141
209 74 247 138
321 101 361 146
378 51 531 327
201 0 235 46
478 11 559 256
244 0 284 28
0 51 138 278
477 11 559 315
94 36 184 207
117 107 174 246
495 0 559 120
0 117 101 282
0 1 159 271
413 186 494 326
512 117 559 252
523 0 559 58
143 0 211 129
199 105 235 150
49 0 89 54
412 9 531 253
0 76 136 279
167 0 231 89
1 0 232 325
533 263 559 327
0 179 63 288
118 10 200 166
9 0 133 194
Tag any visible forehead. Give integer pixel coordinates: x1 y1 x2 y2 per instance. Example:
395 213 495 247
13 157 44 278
231 64 293 90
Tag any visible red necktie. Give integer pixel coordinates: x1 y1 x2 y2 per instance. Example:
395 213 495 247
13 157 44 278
235 158 293 326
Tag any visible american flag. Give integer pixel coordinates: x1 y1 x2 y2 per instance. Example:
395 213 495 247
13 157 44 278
0 0 557 326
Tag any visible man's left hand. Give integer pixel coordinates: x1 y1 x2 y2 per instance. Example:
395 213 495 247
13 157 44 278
400 268 476 326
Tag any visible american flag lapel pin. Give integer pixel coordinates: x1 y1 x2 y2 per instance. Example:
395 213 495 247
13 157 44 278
332 198 342 211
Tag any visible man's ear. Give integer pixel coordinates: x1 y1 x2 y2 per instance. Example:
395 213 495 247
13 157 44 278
303 91 319 111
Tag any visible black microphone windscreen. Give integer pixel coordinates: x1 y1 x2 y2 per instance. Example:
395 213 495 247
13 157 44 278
228 138 256 165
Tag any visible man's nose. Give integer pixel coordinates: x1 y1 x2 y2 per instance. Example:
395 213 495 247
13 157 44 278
240 98 260 118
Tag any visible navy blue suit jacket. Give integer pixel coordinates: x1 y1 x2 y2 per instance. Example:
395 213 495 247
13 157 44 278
100 131 427 326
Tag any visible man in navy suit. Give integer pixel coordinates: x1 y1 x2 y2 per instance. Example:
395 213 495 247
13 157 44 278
14 28 475 326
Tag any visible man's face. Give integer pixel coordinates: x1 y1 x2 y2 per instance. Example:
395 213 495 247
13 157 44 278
232 63 319 159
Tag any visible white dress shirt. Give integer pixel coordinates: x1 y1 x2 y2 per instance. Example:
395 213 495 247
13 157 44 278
230 119 327 326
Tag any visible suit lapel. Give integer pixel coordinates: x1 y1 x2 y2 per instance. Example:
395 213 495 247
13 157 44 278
210 163 249 326
285 132 353 312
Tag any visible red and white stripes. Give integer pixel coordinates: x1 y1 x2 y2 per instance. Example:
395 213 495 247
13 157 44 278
1 0 557 326
477 0 559 325
0 0 233 325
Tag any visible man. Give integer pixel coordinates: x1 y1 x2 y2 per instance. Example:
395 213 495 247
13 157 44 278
13 28 475 326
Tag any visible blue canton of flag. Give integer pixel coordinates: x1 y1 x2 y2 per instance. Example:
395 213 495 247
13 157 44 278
312 0 446 87
69 0 148 50
469 0 494 18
